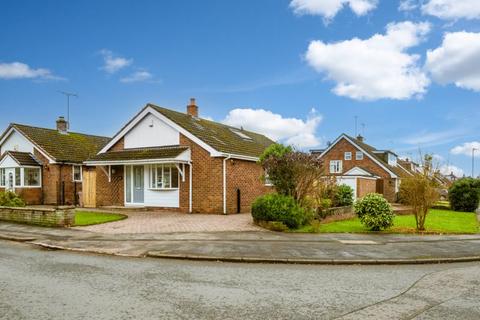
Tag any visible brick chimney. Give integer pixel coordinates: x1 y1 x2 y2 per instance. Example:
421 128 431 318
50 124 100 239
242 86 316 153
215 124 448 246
356 134 364 142
187 98 198 117
56 116 68 134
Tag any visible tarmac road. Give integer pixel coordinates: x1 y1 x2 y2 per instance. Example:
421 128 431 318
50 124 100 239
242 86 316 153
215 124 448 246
1 240 479 320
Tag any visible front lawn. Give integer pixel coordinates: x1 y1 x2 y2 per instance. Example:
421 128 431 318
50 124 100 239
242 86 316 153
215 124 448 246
74 211 127 226
296 209 479 234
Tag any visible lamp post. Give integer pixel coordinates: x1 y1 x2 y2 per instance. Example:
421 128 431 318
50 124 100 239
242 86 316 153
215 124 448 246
472 148 478 178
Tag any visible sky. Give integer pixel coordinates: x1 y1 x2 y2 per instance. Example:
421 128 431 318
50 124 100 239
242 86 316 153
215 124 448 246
1 0 480 176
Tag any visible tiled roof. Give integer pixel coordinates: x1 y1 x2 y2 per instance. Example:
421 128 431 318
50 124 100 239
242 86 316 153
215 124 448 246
149 104 274 158
4 124 111 163
88 146 189 162
344 134 412 178
1 151 42 166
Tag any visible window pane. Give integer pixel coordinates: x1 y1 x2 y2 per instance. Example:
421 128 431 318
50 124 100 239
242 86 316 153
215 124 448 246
15 168 21 186
24 168 40 186
126 166 131 202
156 165 163 188
73 166 81 181
163 166 171 188
171 166 179 188
0 169 5 186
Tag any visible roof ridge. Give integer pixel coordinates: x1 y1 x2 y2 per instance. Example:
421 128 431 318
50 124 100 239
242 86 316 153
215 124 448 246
12 123 110 139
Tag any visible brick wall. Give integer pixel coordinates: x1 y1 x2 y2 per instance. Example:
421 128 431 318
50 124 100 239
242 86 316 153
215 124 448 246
109 138 124 152
0 205 75 227
95 165 124 207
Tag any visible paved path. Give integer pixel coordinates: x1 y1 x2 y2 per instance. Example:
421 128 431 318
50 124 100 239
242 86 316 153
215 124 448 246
1 222 480 264
1 240 480 320
75 212 262 233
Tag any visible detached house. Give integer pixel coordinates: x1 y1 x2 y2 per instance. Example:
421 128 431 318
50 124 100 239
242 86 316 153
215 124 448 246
312 134 416 202
84 99 274 213
0 118 110 205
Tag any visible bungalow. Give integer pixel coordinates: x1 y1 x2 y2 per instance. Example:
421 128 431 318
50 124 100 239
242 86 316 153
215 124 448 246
0 118 110 205
84 99 274 213
311 133 416 202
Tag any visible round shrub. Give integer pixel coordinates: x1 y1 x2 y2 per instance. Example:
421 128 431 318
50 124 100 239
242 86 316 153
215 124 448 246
449 178 480 212
0 191 25 207
333 184 354 207
251 193 313 229
354 193 394 231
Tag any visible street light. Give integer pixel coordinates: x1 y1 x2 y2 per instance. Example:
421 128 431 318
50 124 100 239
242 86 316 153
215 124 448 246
472 148 478 178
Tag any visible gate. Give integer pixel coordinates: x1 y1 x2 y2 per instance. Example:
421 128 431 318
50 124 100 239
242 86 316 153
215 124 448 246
83 168 97 208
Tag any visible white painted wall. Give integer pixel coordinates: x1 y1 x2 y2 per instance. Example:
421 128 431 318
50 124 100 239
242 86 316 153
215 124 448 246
124 113 179 149
1 130 34 154
0 154 19 168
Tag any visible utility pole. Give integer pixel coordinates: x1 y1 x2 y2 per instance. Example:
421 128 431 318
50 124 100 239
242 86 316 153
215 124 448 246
472 148 478 177
58 91 78 130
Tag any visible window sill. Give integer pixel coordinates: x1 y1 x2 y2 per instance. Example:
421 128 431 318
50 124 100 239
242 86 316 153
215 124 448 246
148 188 179 191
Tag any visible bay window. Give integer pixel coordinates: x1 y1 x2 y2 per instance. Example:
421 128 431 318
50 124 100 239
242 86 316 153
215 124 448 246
15 168 21 186
149 164 179 189
24 168 41 187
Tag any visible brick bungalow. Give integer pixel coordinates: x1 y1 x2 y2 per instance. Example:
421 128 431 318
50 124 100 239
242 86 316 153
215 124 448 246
311 133 416 202
0 118 110 205
84 99 274 214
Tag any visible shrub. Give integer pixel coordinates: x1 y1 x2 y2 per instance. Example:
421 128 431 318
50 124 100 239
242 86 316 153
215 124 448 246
333 184 354 207
0 191 26 207
449 178 480 212
354 193 394 231
251 193 313 229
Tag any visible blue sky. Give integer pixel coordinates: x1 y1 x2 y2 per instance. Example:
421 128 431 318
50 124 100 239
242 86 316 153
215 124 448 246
1 0 480 176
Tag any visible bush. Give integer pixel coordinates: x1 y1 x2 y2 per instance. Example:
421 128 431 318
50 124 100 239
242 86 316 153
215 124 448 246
0 191 26 207
333 184 354 207
251 193 313 229
354 193 394 231
449 178 480 212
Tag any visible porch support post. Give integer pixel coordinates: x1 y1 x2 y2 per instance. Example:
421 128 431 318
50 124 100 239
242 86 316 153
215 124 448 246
189 162 192 213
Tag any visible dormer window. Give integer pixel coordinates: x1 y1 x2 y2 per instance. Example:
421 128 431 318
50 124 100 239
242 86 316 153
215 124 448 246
388 153 397 166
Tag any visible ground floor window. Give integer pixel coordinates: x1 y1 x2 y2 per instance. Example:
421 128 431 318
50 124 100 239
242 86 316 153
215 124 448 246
0 168 5 187
24 167 41 187
15 168 21 186
73 165 82 182
149 164 179 189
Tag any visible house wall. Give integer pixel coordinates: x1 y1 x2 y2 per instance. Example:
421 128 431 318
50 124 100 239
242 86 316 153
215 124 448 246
0 130 34 154
321 138 397 202
124 113 179 148
95 165 124 207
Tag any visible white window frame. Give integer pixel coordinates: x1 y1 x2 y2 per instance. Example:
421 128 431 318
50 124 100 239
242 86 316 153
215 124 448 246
356 151 364 160
329 160 343 174
264 170 273 186
73 165 83 182
0 168 5 187
149 164 179 190
23 167 41 187
344 152 352 160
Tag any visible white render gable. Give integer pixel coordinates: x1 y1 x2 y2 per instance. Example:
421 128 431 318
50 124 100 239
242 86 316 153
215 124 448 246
0 130 34 154
344 167 377 177
0 153 19 168
124 113 179 149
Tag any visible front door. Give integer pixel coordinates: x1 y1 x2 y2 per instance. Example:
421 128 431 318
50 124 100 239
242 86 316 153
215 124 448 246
7 172 14 191
133 166 144 203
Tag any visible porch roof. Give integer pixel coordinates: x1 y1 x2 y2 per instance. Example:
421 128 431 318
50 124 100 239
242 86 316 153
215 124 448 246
85 145 189 164
0 151 42 167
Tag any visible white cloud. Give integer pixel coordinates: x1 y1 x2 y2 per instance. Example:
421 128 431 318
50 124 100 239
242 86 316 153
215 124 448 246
422 0 480 20
451 141 480 157
99 49 132 74
290 0 377 21
425 31 480 91
399 0 418 11
0 62 63 80
120 70 153 83
439 164 464 177
222 108 322 148
305 21 431 100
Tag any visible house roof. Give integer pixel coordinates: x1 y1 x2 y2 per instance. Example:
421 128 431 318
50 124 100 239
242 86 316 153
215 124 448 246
1 151 42 166
1 124 111 163
88 146 189 162
148 104 274 158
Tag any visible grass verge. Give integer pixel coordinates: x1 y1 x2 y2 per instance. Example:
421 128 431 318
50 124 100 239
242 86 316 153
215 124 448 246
74 211 127 226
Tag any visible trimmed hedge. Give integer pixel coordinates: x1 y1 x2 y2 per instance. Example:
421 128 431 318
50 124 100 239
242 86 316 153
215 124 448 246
251 193 313 229
354 193 394 231
449 178 480 212
0 191 25 207
333 184 354 207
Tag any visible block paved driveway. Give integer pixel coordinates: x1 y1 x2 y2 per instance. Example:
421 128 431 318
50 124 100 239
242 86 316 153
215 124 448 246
75 211 263 234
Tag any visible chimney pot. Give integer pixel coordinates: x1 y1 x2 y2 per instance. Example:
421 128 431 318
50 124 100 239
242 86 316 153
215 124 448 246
187 98 198 117
356 134 364 142
56 116 68 134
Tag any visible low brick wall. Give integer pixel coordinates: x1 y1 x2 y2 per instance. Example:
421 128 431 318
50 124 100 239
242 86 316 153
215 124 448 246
0 206 75 227
318 205 355 223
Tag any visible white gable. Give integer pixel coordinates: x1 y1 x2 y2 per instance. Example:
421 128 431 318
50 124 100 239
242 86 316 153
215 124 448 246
0 154 19 168
344 166 376 177
0 130 34 154
124 113 179 149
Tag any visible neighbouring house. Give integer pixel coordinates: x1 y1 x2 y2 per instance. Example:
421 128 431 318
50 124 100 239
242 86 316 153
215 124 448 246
0 117 110 205
84 99 274 213
311 133 416 202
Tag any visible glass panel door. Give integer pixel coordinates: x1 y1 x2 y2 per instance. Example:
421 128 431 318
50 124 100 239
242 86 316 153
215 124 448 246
133 166 144 203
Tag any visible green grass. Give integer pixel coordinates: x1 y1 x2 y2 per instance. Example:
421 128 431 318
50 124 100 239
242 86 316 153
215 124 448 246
295 209 479 234
74 211 127 226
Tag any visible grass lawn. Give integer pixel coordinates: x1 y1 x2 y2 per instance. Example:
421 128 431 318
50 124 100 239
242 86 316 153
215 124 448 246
74 211 127 226
296 209 479 234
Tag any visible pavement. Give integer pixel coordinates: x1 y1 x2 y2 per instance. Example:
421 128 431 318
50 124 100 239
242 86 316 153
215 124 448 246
1 221 480 264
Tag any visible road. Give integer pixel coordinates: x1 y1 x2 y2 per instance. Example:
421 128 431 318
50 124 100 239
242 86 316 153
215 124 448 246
0 240 479 320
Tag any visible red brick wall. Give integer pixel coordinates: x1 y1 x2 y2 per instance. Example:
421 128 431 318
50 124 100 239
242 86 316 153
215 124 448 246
108 138 124 152
95 165 124 207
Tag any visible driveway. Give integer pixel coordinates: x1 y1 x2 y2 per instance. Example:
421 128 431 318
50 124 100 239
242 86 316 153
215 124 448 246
74 211 263 234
